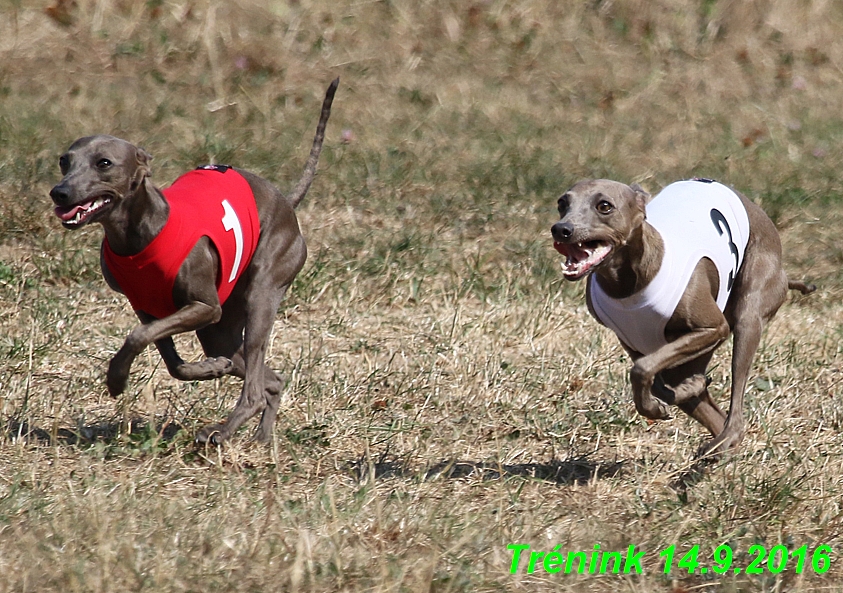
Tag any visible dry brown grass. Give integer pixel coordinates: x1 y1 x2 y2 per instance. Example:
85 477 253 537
2 0 843 591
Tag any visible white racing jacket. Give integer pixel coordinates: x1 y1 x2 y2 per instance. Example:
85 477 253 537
589 179 750 355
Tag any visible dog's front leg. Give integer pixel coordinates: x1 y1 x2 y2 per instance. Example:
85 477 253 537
107 301 221 396
134 311 235 382
155 337 235 382
629 324 729 421
697 313 766 458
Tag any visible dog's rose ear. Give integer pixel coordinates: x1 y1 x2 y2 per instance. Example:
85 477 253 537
136 147 153 177
129 147 153 192
629 183 651 209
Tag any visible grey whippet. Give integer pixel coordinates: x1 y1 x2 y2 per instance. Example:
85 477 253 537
551 178 814 457
49 78 338 444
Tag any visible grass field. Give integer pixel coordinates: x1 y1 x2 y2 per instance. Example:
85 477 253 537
2 0 843 591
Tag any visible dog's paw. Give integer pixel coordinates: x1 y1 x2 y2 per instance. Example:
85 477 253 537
695 439 725 463
252 425 273 444
208 356 235 376
654 374 709 405
648 399 672 421
696 429 743 461
106 359 130 397
195 423 228 446
174 357 234 381
634 392 672 421
252 421 276 444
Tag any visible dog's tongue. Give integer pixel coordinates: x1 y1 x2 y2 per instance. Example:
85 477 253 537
554 241 589 261
554 240 612 279
54 201 92 221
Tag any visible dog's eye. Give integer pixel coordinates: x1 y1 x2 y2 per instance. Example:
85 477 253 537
96 158 113 170
59 155 69 174
596 200 614 214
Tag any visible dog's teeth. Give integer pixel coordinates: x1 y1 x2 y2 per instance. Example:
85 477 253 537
65 197 111 226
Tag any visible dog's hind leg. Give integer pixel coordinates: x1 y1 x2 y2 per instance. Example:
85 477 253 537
696 314 762 458
698 240 789 458
198 348 286 444
194 286 289 444
244 284 290 443
253 362 286 443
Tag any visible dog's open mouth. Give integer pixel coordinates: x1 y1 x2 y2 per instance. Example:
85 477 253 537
553 240 612 279
54 196 113 227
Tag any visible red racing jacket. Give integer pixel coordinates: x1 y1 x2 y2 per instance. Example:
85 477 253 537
102 166 261 319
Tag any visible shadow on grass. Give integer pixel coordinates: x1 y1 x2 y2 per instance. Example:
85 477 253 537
669 457 720 501
1 416 182 446
348 454 626 486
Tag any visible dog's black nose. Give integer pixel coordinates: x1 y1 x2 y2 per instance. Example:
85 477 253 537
50 184 70 205
552 221 574 240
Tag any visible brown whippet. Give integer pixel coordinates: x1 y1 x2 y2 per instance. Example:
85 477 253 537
49 78 338 445
551 178 814 457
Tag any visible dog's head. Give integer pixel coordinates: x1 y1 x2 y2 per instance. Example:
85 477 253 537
49 135 152 229
550 179 649 280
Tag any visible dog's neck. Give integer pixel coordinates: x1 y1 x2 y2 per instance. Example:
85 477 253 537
593 221 664 299
101 178 169 256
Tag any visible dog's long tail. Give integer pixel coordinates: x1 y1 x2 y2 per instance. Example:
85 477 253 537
788 279 817 294
288 77 339 209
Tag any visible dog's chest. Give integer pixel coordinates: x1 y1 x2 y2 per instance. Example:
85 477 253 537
102 168 261 319
589 179 749 354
